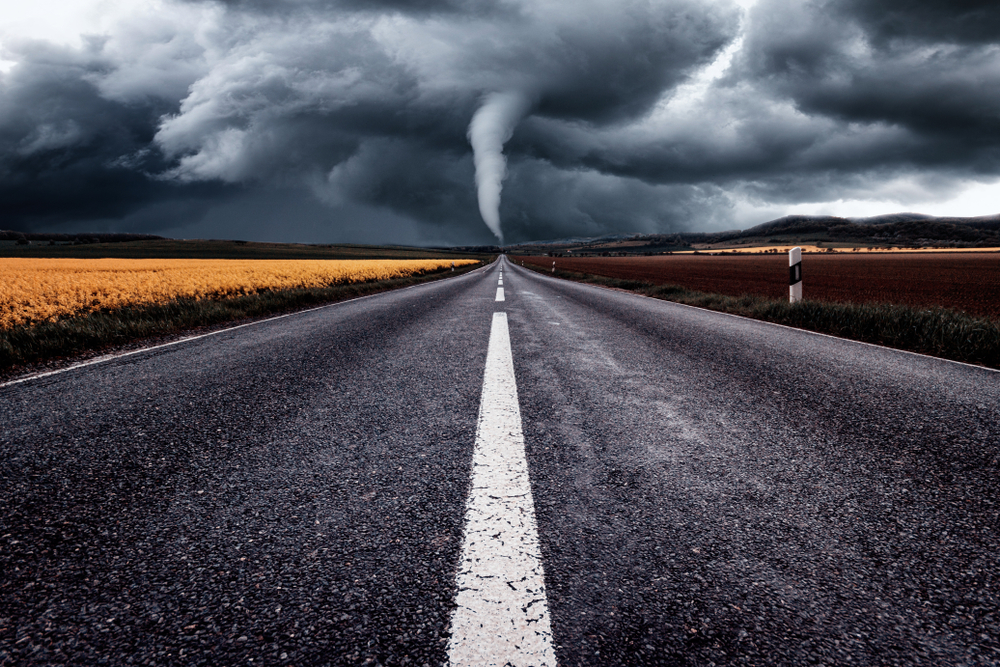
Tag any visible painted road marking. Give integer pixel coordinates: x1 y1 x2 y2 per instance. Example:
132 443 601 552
495 287 505 301
448 312 555 667
498 279 503 285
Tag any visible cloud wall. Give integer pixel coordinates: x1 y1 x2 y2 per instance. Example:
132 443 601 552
0 0 998 243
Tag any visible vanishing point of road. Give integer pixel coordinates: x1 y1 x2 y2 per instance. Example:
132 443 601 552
2 257 998 666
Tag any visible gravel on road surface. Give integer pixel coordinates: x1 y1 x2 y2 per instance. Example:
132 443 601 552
2 257 998 666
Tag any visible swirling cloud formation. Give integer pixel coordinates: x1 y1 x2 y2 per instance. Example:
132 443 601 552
1 0 998 243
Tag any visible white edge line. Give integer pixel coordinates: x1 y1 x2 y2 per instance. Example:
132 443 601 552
1 259 500 389
520 264 1000 375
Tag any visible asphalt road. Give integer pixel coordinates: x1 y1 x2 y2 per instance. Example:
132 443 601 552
2 257 998 666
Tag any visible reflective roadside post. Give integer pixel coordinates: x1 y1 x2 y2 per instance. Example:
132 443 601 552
551 261 555 273
451 261 455 272
789 247 802 303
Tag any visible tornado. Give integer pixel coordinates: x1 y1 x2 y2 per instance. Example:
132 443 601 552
468 92 529 244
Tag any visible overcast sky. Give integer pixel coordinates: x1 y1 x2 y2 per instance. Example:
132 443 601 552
2 0 999 245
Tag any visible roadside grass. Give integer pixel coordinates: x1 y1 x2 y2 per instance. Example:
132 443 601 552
522 264 1000 369
0 262 484 373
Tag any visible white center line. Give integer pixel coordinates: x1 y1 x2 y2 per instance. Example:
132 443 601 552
495 287 505 301
448 312 555 667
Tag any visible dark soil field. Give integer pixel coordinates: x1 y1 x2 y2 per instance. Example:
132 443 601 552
515 253 1000 320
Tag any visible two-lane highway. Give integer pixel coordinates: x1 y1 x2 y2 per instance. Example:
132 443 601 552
2 257 998 666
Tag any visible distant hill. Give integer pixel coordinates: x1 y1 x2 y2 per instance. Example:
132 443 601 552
734 213 1000 245
509 213 1000 253
849 213 1000 229
0 231 165 244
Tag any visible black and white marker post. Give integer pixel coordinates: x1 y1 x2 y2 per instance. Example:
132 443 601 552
551 261 555 273
789 246 802 303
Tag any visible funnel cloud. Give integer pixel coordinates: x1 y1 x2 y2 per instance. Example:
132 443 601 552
468 93 530 244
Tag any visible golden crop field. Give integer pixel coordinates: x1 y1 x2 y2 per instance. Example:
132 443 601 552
0 258 478 329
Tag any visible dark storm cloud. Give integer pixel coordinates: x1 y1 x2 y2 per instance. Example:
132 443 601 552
0 39 233 231
839 0 1000 45
503 0 1000 212
317 138 480 230
739 0 1000 140
2 0 999 243
499 158 735 241
204 0 496 14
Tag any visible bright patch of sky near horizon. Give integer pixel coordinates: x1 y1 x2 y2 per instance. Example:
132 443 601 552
784 180 1000 219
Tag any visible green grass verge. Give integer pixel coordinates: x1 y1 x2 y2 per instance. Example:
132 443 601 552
0 262 485 373
523 264 1000 369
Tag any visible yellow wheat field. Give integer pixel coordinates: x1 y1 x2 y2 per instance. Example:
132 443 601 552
0 258 478 329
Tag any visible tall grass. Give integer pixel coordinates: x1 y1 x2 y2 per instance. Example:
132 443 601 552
0 263 482 373
529 265 1000 369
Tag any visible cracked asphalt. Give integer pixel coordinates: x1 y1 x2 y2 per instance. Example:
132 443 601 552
2 257 998 666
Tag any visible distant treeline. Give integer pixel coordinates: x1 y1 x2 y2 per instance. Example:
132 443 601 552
436 245 502 253
0 230 165 244
664 214 1000 248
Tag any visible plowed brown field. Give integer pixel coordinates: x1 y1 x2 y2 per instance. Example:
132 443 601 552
516 253 1000 320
